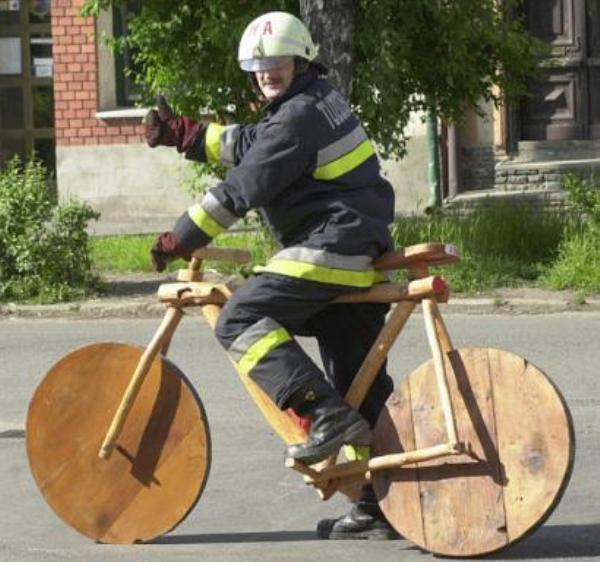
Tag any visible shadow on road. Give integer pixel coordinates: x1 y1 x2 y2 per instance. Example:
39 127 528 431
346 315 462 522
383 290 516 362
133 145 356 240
489 524 600 559
102 277 162 297
154 524 600 557
153 530 317 544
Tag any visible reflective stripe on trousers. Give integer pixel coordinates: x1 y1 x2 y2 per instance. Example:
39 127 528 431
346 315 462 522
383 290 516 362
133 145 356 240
213 273 393 425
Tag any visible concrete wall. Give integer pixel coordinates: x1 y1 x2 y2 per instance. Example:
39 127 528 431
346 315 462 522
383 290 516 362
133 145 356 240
381 135 429 215
380 111 430 215
57 133 432 235
57 143 196 235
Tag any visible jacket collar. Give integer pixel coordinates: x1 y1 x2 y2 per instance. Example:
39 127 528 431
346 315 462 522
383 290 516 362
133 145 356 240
263 68 319 114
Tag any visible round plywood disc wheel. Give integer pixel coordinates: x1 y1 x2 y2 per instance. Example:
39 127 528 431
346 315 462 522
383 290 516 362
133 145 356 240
26 343 211 544
372 347 574 557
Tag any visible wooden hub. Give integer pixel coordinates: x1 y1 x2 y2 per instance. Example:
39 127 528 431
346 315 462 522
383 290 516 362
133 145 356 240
26 343 211 544
372 347 574 557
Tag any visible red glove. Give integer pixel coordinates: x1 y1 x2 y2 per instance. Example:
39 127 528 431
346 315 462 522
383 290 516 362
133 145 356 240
144 95 208 153
150 231 192 272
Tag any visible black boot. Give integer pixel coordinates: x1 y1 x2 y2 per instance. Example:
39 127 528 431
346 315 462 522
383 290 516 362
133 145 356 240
317 485 400 540
285 384 370 466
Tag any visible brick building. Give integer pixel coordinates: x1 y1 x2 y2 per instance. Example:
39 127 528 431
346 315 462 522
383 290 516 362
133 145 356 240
2 1 599 233
1 0 194 234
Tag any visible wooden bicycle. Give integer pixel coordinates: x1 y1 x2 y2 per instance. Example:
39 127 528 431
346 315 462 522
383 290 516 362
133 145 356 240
26 242 575 556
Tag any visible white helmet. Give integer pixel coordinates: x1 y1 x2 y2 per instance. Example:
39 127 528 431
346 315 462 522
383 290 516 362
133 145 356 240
238 12 319 72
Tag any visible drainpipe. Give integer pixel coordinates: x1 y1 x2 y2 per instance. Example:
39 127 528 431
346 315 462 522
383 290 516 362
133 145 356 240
447 124 460 199
425 111 442 212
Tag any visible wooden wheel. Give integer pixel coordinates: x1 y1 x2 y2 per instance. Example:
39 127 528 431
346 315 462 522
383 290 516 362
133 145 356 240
372 347 574 557
26 343 211 544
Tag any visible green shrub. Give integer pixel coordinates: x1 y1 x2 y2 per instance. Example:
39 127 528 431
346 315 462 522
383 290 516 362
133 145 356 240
541 174 600 292
541 227 600 291
560 173 600 224
0 157 101 303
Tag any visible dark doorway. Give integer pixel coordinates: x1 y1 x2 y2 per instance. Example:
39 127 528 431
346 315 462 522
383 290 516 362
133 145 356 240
520 0 600 141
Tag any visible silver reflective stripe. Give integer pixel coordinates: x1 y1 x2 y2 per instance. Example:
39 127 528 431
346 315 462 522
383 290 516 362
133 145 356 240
228 317 284 362
220 125 239 168
201 191 237 229
316 125 368 168
271 247 373 271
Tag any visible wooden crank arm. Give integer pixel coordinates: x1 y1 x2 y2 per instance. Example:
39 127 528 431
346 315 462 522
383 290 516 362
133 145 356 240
287 301 418 496
291 287 454 497
286 443 461 487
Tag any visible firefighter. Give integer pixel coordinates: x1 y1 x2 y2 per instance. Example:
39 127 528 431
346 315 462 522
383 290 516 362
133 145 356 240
145 11 399 540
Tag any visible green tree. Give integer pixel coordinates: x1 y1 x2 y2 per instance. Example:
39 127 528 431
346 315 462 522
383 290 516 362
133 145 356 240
83 0 542 157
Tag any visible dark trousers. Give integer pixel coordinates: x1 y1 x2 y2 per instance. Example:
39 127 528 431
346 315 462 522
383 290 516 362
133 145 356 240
214 273 393 427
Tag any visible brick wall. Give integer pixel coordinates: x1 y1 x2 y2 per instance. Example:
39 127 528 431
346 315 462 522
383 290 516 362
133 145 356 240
51 0 144 147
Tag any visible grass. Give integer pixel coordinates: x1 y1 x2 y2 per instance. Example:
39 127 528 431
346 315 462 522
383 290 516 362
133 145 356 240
540 226 600 292
90 227 277 276
89 202 600 295
91 234 157 273
391 203 572 293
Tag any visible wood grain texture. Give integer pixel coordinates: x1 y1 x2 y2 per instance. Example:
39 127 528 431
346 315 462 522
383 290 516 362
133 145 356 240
372 347 574 557
373 242 460 271
26 343 211 544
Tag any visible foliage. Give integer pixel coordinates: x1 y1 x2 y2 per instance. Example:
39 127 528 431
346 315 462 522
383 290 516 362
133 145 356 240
82 0 295 121
81 0 543 158
541 174 600 292
540 228 600 292
392 202 570 292
560 173 600 224
354 0 545 157
0 157 101 303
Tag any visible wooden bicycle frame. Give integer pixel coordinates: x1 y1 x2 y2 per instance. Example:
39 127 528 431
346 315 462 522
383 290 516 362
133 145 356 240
98 246 465 501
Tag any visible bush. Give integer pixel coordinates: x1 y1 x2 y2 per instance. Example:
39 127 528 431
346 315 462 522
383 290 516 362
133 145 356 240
0 157 101 303
541 174 600 292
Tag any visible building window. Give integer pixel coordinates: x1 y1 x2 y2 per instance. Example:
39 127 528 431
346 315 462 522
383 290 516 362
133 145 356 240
112 2 141 108
0 0 54 173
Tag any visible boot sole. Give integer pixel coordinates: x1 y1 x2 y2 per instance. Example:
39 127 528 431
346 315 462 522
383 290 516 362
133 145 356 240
318 528 400 540
288 420 371 466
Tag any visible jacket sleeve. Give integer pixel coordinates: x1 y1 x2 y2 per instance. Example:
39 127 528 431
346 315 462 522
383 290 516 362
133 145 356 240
184 122 259 168
174 108 316 253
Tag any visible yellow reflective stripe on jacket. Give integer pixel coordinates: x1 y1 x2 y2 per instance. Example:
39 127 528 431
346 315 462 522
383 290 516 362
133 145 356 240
188 204 227 238
313 139 375 181
205 123 225 164
344 445 370 461
237 327 292 376
255 259 385 288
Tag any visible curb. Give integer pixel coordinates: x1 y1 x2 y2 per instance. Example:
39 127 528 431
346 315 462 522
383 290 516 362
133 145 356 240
0 297 166 319
1 294 599 319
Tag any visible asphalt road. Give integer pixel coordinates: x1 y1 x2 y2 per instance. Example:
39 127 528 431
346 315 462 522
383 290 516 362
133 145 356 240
1 311 599 561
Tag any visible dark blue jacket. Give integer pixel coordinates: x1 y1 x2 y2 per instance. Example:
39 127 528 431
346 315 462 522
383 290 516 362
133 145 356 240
174 69 395 287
